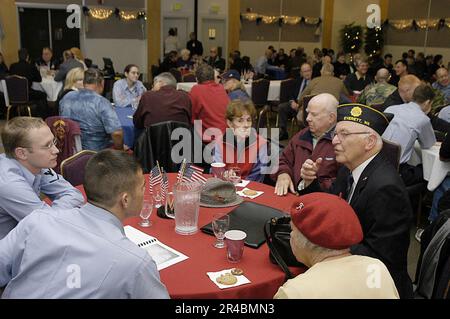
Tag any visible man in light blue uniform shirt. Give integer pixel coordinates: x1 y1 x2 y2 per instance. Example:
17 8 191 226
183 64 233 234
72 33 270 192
383 84 436 185
60 68 125 151
0 150 169 299
0 117 84 240
112 64 147 108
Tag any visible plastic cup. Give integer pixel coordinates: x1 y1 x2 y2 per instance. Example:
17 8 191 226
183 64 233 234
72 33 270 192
224 230 247 263
211 162 226 179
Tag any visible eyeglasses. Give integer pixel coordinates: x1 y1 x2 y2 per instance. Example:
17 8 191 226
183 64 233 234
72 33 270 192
331 131 371 140
21 137 58 151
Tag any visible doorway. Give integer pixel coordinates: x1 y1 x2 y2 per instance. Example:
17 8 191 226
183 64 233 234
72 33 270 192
163 17 189 55
201 18 226 59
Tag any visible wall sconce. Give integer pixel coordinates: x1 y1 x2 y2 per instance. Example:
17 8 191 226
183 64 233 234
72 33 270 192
172 3 183 11
210 4 220 14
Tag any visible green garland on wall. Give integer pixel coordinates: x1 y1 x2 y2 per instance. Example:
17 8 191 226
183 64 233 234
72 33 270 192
364 26 384 57
340 23 363 53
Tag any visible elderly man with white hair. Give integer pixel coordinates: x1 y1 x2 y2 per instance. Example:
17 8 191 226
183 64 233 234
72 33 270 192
274 192 399 299
298 103 413 299
273 93 339 195
133 72 191 128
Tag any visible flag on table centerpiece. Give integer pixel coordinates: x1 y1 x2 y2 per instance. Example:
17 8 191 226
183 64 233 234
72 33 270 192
149 165 162 194
161 170 169 203
180 163 207 185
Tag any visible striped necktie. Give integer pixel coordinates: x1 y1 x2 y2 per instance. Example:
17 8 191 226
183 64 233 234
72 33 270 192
346 173 354 202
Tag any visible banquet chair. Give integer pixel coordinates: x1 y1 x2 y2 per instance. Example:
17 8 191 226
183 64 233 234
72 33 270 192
289 94 316 136
380 139 401 172
45 116 82 173
134 121 193 173
182 72 196 82
169 68 182 83
251 79 270 129
4 75 33 120
60 150 97 186
275 78 297 127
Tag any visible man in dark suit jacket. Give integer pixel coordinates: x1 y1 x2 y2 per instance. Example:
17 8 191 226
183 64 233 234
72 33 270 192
9 48 48 116
54 50 83 83
298 104 413 299
278 62 313 140
204 47 226 73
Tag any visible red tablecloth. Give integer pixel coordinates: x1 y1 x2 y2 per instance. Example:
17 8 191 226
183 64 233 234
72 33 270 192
78 174 304 299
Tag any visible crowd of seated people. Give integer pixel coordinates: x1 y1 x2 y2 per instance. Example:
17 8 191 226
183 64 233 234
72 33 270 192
1 41 449 299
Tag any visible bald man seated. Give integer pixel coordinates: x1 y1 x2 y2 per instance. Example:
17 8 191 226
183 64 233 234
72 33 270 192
272 93 340 196
357 68 396 106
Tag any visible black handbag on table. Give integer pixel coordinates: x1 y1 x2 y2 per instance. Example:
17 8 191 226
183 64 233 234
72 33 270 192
264 216 305 281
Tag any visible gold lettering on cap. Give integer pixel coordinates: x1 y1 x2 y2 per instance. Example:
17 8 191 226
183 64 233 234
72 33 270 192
344 116 363 123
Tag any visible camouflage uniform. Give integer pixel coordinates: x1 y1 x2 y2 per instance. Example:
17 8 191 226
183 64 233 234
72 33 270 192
358 82 397 106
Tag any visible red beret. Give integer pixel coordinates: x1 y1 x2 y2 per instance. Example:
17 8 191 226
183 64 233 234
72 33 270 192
290 193 363 250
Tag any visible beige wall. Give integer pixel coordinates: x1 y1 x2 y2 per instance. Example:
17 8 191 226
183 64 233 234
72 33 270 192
0 0 20 67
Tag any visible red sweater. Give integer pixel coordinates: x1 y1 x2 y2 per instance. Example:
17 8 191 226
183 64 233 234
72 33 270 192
189 81 230 142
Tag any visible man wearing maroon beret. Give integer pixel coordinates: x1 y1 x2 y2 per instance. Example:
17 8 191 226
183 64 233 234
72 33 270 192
274 193 399 299
298 103 413 299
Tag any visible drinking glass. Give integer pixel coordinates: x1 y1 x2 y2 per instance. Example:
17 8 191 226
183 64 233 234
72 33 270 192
212 213 230 248
139 196 153 227
226 167 241 185
152 185 162 209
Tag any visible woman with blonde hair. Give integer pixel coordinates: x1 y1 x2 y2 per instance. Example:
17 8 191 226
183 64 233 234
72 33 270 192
70 47 87 70
56 67 84 110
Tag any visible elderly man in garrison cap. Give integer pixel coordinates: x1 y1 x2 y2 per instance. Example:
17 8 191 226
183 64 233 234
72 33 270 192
298 103 413 299
274 193 399 299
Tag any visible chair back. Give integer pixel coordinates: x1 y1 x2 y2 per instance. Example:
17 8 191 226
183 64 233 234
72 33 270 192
370 103 384 111
182 73 196 82
46 116 82 173
300 94 317 124
380 139 401 171
251 78 270 106
60 150 97 186
134 121 193 173
169 68 182 83
278 78 297 104
414 209 450 299
1 79 10 106
5 75 29 104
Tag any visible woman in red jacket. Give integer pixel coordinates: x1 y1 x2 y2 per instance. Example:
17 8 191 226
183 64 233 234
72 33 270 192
213 100 270 182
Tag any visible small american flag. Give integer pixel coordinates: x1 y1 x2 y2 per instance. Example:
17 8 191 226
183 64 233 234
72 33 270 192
161 171 169 202
149 166 162 194
181 163 207 185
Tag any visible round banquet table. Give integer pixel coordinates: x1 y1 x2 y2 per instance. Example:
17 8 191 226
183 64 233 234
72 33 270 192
78 173 304 299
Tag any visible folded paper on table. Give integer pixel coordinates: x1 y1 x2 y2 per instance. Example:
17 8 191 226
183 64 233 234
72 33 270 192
207 269 251 289
124 225 188 270
201 201 287 248
235 180 250 188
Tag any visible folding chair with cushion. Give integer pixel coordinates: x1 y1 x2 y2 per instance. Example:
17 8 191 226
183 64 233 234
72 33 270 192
182 73 196 82
4 75 33 120
60 150 97 186
251 79 270 129
45 116 82 173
